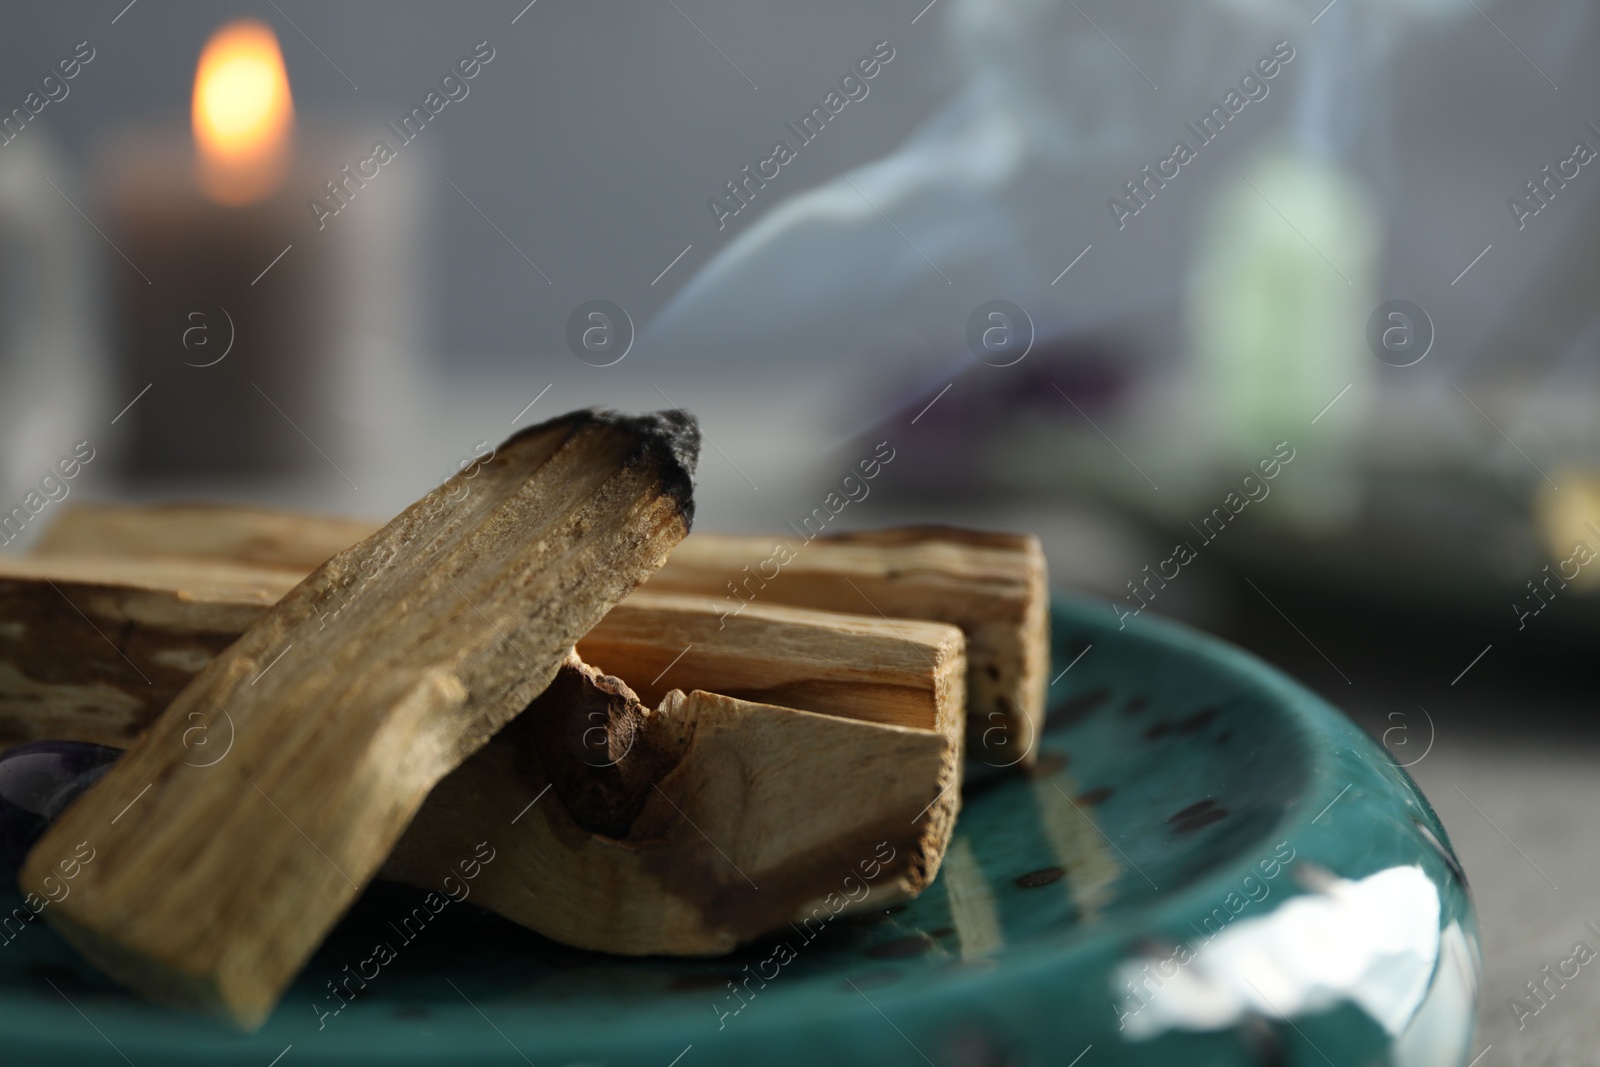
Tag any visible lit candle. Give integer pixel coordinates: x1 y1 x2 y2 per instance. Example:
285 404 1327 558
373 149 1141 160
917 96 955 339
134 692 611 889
191 21 294 207
105 20 415 489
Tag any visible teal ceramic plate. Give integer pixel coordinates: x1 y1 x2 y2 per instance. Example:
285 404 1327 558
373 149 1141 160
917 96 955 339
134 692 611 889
0 598 1479 1066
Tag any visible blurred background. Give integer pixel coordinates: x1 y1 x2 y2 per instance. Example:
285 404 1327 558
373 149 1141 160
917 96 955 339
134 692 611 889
1 0 1597 1059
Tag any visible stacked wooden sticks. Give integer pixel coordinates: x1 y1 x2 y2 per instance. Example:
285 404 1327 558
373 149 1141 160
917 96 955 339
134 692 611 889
0 408 1047 1028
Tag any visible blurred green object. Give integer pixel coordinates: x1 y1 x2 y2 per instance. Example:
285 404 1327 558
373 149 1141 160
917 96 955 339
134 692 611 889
1187 149 1381 530
0 598 1476 1065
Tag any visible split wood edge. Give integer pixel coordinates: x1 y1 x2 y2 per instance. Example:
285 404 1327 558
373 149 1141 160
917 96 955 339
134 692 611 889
647 527 1048 767
384 616 965 955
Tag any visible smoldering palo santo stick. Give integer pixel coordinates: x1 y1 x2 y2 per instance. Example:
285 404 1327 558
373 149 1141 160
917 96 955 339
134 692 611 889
20 407 699 1028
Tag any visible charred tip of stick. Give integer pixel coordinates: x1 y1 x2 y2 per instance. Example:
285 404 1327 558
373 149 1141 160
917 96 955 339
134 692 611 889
627 408 700 532
506 407 701 531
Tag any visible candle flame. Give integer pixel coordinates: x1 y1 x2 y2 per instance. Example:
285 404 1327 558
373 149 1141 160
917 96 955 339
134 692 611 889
192 20 294 205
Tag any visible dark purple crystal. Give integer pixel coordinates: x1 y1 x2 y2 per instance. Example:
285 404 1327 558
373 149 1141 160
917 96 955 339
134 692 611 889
0 741 122 873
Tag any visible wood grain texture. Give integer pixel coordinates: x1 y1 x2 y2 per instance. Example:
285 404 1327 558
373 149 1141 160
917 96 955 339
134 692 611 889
31 511 1044 759
18 408 699 1028
578 591 960 728
18 509 1039 760
383 634 964 955
34 502 381 572
0 556 296 750
645 527 1048 767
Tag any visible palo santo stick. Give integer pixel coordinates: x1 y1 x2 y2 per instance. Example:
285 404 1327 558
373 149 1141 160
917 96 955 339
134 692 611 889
385 610 965 955
12 508 1036 751
0 574 952 750
646 527 1048 767
21 506 1038 755
20 408 699 1028
34 502 381 573
577 591 957 728
0 555 299 750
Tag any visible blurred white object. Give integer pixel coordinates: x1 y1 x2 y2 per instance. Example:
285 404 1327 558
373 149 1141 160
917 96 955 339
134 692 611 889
0 134 105 531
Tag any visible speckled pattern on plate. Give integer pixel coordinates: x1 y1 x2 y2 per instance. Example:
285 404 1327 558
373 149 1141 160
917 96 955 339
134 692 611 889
0 597 1479 1066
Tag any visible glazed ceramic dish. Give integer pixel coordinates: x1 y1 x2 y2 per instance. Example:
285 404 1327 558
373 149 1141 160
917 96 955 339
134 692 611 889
0 597 1479 1065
